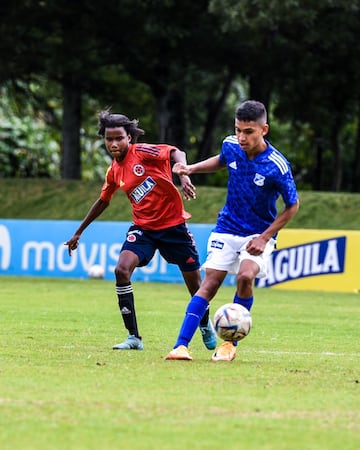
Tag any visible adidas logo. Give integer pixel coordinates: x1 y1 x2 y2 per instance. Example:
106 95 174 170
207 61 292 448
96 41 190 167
229 161 237 170
121 307 132 315
186 257 195 264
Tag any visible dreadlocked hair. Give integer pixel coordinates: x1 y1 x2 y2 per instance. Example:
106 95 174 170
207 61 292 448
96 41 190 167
98 109 145 143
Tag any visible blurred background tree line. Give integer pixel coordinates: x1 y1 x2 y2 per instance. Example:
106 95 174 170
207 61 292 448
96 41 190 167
0 0 359 192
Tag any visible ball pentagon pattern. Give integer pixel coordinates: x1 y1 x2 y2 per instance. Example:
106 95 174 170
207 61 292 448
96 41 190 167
214 303 252 341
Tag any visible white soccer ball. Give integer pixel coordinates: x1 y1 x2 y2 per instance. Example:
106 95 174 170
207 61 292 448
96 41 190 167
88 264 105 279
214 303 252 342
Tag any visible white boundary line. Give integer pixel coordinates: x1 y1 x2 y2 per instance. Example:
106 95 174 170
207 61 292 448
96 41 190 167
242 349 360 357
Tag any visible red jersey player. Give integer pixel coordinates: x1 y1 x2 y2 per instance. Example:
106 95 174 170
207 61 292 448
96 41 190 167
65 110 217 351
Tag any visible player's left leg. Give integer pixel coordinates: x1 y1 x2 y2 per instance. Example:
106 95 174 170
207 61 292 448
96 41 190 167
211 260 258 360
233 237 276 311
233 259 259 311
214 246 275 361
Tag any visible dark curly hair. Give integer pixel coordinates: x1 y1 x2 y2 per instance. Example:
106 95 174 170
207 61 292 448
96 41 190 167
98 109 145 143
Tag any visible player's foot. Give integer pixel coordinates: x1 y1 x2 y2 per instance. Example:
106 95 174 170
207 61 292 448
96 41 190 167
113 335 144 350
211 341 237 362
199 319 217 350
165 345 193 360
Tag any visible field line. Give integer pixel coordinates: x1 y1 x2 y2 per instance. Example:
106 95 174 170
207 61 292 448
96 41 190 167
242 349 360 357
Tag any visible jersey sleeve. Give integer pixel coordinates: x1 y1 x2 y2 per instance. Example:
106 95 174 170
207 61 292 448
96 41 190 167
100 164 119 202
278 166 299 207
267 146 299 207
219 136 237 165
135 143 178 161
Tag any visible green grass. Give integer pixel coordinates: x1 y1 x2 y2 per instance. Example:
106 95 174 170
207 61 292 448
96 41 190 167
1 277 359 450
0 178 360 229
1 180 359 448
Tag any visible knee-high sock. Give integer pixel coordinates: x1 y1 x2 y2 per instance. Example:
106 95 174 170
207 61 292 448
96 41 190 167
233 294 254 311
116 282 140 338
174 295 209 348
199 304 210 327
232 294 253 347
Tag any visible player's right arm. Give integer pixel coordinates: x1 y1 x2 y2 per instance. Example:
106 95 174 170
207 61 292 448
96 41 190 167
65 198 110 256
173 155 225 176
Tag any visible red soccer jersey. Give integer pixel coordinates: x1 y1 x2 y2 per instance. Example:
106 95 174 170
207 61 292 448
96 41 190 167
100 143 190 230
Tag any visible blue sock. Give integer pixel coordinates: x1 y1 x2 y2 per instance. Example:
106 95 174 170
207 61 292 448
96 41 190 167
232 295 253 347
233 294 254 311
174 295 209 348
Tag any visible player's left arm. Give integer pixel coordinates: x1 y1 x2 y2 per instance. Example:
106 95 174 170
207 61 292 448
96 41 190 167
171 148 196 200
246 200 299 256
256 163 300 247
261 200 299 242
247 162 300 256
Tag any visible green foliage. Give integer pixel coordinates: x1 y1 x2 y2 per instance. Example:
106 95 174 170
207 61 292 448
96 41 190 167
0 77 158 181
0 114 59 178
1 277 359 450
0 81 61 178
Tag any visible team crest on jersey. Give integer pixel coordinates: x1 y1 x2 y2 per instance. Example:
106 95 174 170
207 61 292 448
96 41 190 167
253 173 265 186
133 164 145 176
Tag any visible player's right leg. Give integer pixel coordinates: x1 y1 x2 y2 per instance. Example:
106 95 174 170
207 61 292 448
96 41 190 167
112 228 156 350
165 269 225 360
165 295 209 360
113 249 143 350
181 270 217 350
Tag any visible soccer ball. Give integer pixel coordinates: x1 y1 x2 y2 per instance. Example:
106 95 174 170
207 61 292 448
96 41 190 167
88 264 105 279
214 303 252 342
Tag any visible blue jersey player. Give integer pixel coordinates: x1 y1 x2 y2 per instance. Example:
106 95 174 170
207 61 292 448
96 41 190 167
165 100 299 362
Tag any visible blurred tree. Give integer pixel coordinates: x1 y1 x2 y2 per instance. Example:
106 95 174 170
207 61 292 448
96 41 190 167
1 0 360 192
0 0 100 178
0 0 224 178
209 0 360 191
272 0 360 192
94 0 221 150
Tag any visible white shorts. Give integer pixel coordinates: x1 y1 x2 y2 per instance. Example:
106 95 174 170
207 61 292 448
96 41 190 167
201 232 276 279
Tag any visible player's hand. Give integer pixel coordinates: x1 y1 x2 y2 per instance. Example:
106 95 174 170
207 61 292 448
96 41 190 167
172 162 190 176
245 235 267 255
65 235 80 256
179 175 196 200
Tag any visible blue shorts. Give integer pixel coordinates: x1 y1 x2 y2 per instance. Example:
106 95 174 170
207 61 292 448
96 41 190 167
121 223 200 272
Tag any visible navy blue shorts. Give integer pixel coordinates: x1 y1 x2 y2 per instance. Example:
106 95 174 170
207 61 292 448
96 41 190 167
121 223 200 272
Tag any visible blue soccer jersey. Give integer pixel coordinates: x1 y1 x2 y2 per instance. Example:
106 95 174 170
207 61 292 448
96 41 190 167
214 136 298 238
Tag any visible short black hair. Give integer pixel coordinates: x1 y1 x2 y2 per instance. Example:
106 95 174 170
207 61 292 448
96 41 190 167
235 100 267 123
98 109 145 143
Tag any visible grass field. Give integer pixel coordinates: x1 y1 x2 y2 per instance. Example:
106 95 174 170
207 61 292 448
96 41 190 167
1 276 359 450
